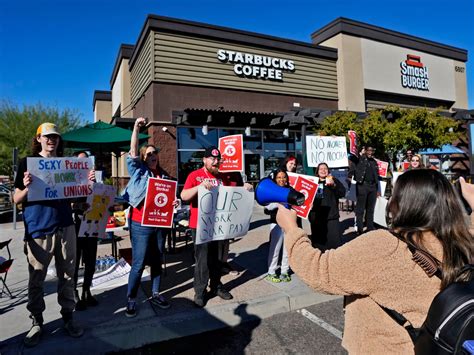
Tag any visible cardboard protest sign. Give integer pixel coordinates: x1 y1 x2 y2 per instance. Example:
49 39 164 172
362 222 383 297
377 160 389 178
287 172 318 187
306 136 349 168
196 186 254 245
291 176 318 219
27 157 94 201
141 177 177 228
348 130 359 157
78 183 115 239
219 134 244 172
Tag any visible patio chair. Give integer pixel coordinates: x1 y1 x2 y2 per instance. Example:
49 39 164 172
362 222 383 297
0 239 14 298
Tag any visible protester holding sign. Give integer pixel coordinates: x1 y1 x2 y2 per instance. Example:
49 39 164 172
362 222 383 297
308 163 346 250
13 123 90 347
264 169 292 283
348 146 380 235
181 146 235 307
121 117 172 318
278 169 474 354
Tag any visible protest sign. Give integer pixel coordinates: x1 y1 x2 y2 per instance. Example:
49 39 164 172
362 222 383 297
292 176 318 219
78 183 115 239
27 157 94 201
196 186 254 245
141 177 177 228
219 134 244 172
377 160 389 178
392 171 403 187
348 130 359 157
287 171 318 187
306 136 348 168
402 162 411 171
374 196 389 228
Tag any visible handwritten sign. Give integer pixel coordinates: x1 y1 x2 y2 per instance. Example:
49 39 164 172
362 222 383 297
78 183 115 239
219 134 244 172
292 176 318 219
196 186 254 245
306 136 348 168
27 157 94 201
348 130 359 157
142 177 177 228
377 160 389 178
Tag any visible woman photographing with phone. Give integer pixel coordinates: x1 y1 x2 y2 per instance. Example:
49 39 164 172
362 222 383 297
277 169 473 354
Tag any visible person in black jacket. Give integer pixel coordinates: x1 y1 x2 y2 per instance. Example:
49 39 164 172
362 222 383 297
309 163 346 250
348 146 380 235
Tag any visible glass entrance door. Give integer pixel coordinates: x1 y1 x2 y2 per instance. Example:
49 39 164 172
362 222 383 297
244 153 262 186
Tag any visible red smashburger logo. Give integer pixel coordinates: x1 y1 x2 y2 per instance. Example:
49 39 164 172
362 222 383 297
400 54 429 91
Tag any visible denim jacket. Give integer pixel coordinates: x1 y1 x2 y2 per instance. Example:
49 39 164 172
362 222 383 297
121 155 154 208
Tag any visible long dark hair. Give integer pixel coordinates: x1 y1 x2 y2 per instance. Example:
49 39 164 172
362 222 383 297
31 135 64 157
388 169 473 288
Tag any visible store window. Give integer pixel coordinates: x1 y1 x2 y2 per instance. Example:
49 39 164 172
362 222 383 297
177 127 217 150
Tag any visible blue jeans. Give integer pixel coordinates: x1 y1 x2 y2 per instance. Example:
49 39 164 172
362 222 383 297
127 221 164 298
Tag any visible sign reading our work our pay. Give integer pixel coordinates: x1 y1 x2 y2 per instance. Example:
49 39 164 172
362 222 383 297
196 185 253 245
218 134 244 172
27 157 94 201
141 177 177 228
306 136 348 168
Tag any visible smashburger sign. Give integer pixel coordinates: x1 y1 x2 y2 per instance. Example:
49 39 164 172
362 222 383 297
400 54 429 91
217 49 295 81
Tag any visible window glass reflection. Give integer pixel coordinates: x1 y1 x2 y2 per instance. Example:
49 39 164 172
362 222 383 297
263 131 295 151
177 127 217 150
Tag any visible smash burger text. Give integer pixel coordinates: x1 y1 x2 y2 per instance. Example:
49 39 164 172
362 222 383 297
217 49 295 81
400 55 429 91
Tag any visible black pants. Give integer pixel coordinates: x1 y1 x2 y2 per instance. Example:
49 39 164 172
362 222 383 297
355 183 378 233
192 229 222 300
309 216 342 251
74 237 98 292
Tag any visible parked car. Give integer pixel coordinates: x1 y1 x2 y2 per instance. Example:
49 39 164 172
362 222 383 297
0 190 13 215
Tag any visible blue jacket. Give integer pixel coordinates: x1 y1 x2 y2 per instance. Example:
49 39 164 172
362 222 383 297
121 155 153 208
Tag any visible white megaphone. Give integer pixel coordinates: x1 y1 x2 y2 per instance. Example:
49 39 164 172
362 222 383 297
255 177 305 206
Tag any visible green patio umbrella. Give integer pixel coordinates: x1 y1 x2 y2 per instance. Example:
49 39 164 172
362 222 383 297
62 120 149 151
62 120 150 173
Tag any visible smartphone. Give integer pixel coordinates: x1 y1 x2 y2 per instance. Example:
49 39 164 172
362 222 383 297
454 179 472 215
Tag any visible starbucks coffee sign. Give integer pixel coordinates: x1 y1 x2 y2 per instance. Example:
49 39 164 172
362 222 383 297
217 49 295 81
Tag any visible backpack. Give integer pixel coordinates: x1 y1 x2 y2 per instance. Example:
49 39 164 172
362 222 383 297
381 238 474 354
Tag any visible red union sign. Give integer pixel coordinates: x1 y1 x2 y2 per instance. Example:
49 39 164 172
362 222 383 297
219 134 244 172
142 177 177 228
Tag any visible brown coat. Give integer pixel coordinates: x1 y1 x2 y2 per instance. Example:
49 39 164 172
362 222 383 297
285 228 443 354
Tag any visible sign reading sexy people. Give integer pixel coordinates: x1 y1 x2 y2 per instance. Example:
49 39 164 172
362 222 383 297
27 157 94 201
141 177 177 228
291 176 318 219
306 136 348 168
78 183 115 239
218 134 244 172
196 186 254 245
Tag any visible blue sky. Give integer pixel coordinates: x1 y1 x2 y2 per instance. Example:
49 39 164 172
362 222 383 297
1 0 473 122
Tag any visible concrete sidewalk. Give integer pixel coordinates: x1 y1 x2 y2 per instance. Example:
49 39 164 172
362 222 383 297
0 206 355 354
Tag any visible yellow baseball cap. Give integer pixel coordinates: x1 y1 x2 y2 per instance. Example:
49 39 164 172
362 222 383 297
36 122 60 136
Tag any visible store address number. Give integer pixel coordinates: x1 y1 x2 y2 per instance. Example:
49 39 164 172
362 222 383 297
455 66 465 73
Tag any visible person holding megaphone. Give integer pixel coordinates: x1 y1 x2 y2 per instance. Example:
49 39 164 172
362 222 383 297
263 169 294 283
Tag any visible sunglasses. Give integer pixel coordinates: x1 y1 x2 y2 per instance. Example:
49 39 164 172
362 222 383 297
146 151 158 158
411 159 420 162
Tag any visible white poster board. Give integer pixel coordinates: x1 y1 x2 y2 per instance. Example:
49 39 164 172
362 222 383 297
306 136 348 168
374 196 389 228
196 186 254 245
27 157 94 201
78 183 116 239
